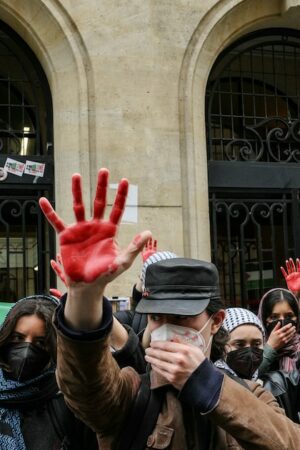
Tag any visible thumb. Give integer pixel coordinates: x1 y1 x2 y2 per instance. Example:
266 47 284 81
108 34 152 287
116 230 152 271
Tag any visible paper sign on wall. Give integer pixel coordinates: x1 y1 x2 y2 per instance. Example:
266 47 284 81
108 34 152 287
25 161 45 177
109 184 138 223
4 158 25 176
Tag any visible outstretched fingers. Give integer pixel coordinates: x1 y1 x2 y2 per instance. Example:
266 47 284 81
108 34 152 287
109 178 129 225
287 258 296 274
51 259 67 286
145 237 151 250
72 174 85 222
93 168 109 220
39 198 66 233
280 266 288 279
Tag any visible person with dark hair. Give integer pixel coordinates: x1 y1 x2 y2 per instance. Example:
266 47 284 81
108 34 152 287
257 288 300 374
0 294 98 450
39 168 300 450
218 307 300 424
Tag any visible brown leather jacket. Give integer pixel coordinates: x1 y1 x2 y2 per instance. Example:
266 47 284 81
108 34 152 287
54 328 300 450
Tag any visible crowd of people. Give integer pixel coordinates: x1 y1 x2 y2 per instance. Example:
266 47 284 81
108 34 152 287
0 167 299 449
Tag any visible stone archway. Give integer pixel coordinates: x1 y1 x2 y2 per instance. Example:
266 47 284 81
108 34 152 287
178 0 300 259
0 0 96 221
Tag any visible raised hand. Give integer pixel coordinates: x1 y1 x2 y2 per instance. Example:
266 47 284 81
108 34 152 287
280 258 300 294
39 168 151 287
141 237 158 263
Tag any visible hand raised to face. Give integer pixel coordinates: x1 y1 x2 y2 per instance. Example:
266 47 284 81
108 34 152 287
39 168 151 286
145 340 206 390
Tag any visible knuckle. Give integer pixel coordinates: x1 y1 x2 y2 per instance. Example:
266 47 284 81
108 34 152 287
177 357 185 366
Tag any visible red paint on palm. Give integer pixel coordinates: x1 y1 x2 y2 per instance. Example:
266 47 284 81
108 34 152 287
39 169 130 283
281 257 300 293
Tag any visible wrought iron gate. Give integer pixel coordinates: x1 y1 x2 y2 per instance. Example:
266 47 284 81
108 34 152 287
0 190 54 301
210 190 299 310
206 29 300 310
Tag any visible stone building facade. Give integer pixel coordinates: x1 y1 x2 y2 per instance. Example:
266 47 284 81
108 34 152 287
0 0 299 304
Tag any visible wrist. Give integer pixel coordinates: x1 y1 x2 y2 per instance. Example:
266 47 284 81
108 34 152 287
68 283 105 302
267 338 280 350
65 284 105 330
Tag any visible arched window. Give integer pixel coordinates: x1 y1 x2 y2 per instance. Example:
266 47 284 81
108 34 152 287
206 29 300 311
0 21 54 302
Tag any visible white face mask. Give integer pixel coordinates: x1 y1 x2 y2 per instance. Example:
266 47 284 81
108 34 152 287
151 317 213 354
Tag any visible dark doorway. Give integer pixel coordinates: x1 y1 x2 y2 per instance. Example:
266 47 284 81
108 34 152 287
0 21 54 302
206 29 300 311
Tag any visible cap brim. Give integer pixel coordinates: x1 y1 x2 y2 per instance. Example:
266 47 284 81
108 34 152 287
135 297 210 316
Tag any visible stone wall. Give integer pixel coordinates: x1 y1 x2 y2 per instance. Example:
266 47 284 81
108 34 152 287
0 0 298 295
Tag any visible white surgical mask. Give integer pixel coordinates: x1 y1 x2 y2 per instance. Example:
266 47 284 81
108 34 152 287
151 317 213 354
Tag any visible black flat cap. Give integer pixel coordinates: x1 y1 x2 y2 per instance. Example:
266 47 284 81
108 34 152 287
135 258 220 316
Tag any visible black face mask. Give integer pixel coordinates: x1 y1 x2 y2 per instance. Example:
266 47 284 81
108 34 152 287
226 347 263 380
4 342 50 382
266 318 297 335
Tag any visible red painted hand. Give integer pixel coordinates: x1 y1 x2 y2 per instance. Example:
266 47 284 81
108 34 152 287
280 257 300 294
39 168 151 285
49 254 67 299
49 288 63 299
141 237 158 262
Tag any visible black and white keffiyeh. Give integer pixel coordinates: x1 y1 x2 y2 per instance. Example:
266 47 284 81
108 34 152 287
223 307 265 339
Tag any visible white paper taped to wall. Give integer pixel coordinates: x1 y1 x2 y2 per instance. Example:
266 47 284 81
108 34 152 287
109 183 138 223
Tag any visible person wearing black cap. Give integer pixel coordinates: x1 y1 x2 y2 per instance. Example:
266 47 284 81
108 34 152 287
40 168 300 450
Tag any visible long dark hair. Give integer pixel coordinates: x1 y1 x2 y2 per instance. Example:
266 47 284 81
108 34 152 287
206 296 229 362
258 288 299 333
0 295 58 370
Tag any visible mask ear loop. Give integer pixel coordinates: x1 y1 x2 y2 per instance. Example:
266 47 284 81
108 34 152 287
204 334 213 355
198 316 214 354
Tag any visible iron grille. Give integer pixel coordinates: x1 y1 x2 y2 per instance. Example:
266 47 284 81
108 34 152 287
210 191 299 311
206 30 300 162
206 29 300 310
0 22 52 156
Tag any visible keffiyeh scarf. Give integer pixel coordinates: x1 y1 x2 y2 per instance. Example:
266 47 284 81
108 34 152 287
0 367 57 450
